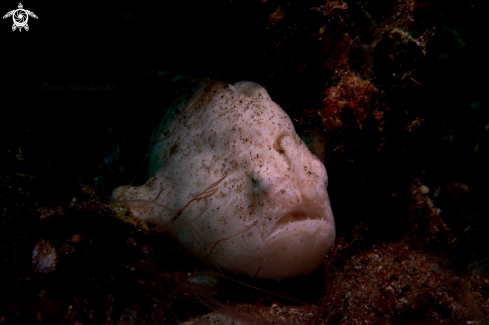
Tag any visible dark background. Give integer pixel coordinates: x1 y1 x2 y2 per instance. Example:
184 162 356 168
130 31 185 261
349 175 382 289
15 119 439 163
1 0 488 323
2 0 486 187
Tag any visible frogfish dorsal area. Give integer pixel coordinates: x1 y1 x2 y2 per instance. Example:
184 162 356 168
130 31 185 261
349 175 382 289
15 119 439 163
112 80 335 280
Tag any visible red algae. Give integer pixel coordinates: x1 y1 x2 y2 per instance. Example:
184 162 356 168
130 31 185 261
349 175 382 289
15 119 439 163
322 71 377 131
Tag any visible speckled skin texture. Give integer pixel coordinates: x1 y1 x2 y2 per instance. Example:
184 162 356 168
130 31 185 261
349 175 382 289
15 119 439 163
112 81 335 279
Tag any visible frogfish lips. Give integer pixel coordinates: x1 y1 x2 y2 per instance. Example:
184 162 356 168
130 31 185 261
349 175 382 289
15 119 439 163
264 207 330 246
256 202 335 279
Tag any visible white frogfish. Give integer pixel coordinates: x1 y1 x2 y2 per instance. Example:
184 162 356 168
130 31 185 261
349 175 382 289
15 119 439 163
112 80 335 279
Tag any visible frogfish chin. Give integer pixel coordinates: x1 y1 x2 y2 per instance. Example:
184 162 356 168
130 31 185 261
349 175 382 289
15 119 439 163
112 80 335 280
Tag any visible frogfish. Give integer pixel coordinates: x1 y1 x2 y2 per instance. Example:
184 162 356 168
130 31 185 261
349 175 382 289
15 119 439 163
112 80 335 280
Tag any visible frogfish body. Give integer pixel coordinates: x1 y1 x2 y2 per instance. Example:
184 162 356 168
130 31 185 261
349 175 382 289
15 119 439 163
112 80 335 279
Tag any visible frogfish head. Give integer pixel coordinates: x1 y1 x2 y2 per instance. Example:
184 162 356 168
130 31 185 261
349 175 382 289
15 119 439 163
112 80 335 280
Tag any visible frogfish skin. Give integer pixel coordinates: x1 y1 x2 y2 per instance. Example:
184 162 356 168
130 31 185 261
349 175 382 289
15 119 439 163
112 80 335 280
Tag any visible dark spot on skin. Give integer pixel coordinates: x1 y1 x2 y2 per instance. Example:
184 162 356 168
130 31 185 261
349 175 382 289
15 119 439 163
170 144 178 155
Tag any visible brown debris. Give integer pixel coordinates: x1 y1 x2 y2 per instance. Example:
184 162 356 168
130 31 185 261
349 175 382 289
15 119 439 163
322 72 377 130
32 240 58 273
325 238 489 324
407 179 452 239
312 1 348 21
406 118 424 133
269 5 285 25
322 33 353 73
